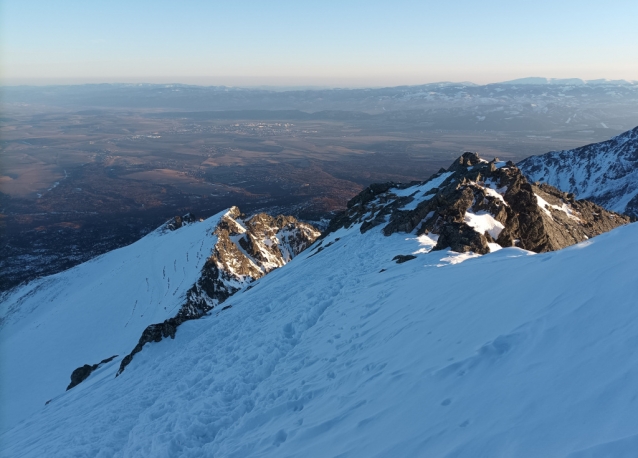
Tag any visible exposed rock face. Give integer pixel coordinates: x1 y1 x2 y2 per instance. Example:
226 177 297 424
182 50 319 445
165 212 199 231
518 126 638 218
183 207 320 310
66 355 118 390
117 207 320 375
325 153 630 255
436 222 490 255
392 255 417 264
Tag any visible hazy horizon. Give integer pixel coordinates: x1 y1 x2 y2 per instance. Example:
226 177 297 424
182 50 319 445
2 0 638 87
2 76 637 90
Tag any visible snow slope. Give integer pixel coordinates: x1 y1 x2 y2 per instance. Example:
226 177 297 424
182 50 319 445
518 126 638 218
3 211 638 456
0 207 319 433
0 211 225 431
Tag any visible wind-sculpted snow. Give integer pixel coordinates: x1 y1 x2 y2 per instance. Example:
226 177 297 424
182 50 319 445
518 126 638 218
3 214 638 456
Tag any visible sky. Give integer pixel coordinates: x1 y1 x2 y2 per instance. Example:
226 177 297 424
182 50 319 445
2 0 638 87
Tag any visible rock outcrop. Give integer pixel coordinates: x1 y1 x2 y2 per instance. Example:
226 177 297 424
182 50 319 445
164 212 199 231
66 355 118 390
116 207 320 376
325 152 630 255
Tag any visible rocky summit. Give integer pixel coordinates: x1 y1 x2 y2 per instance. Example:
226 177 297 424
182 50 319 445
117 207 319 375
325 152 630 255
184 207 320 310
518 125 638 218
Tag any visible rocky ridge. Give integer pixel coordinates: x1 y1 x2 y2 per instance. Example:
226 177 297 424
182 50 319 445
113 208 319 375
66 355 118 391
324 152 630 255
164 212 200 231
518 126 638 218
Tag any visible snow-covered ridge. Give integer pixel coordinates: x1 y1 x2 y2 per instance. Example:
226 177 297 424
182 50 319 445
0 207 319 431
518 125 638 218
116 207 320 375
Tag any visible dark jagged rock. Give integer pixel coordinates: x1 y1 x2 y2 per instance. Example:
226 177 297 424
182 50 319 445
392 255 417 264
322 181 424 238
116 300 210 377
165 212 199 231
181 207 319 311
68 365 93 390
67 355 118 390
433 223 491 254
117 207 320 376
183 210 319 307
324 152 630 255
446 152 485 173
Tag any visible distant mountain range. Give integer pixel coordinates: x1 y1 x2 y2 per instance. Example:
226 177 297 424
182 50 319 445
519 126 638 218
3 79 638 118
500 77 637 86
4 80 637 147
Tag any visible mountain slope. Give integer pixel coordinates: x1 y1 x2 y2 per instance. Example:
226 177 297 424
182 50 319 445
2 213 638 457
1 153 634 456
0 208 318 431
518 126 638 218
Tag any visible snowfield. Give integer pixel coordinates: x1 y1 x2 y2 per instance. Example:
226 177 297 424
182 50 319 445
2 215 638 457
0 211 224 431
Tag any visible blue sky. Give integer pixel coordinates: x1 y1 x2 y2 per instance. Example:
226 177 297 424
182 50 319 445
2 0 638 86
